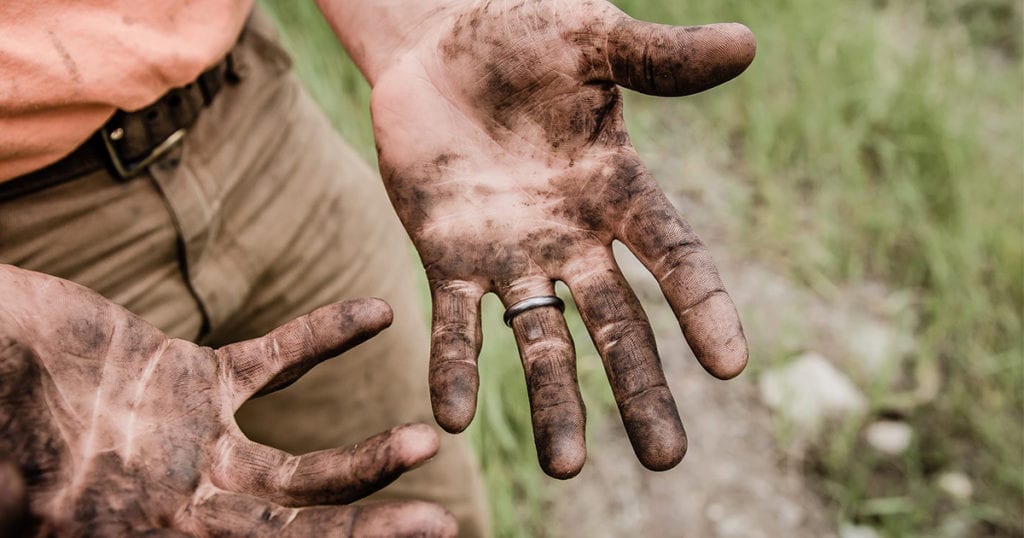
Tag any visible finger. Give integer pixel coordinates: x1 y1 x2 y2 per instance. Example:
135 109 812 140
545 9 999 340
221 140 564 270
0 460 27 537
217 298 393 407
563 256 686 471
185 487 456 538
502 282 587 479
287 501 457 538
620 191 748 379
213 423 439 506
428 280 484 433
601 13 756 97
134 530 192 537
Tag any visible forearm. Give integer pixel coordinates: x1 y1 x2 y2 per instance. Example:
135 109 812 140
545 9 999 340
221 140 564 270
315 0 466 84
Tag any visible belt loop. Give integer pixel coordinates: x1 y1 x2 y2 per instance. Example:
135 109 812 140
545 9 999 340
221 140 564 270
197 65 221 105
225 53 241 84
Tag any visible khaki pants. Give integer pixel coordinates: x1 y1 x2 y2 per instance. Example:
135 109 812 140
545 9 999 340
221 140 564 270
0 13 488 537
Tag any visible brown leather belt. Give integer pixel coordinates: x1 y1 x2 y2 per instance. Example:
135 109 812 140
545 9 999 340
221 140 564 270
0 54 239 203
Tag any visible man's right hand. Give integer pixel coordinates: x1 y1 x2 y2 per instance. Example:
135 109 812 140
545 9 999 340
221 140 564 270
0 264 456 537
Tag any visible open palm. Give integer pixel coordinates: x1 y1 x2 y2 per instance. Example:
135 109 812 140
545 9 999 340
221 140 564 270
371 0 755 477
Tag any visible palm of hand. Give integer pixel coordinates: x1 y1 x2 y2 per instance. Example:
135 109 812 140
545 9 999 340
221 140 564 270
1 317 223 534
372 0 755 477
0 266 453 537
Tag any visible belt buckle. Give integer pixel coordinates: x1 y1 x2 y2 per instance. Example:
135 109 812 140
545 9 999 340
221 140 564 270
100 126 187 180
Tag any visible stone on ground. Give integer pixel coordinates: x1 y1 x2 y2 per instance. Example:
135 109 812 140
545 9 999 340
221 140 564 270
759 352 868 437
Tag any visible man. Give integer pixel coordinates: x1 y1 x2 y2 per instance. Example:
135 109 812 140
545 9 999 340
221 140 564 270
1 0 755 535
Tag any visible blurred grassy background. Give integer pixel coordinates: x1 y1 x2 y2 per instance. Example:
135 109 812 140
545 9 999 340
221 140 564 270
261 0 1022 536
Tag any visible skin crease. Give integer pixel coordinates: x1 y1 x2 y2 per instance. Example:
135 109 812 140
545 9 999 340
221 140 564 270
367 0 756 478
0 264 457 537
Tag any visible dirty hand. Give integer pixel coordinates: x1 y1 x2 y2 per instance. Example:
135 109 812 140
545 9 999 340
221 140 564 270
0 264 456 537
333 0 754 478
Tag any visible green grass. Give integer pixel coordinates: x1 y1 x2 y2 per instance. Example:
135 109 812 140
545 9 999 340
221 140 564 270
262 0 1022 535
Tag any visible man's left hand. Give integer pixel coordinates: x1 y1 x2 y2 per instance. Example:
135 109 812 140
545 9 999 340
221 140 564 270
323 0 755 479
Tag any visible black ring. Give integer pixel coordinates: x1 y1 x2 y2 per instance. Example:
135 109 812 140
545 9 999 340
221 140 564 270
503 296 565 327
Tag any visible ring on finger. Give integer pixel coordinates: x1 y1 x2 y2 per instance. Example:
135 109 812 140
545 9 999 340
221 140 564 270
503 296 565 327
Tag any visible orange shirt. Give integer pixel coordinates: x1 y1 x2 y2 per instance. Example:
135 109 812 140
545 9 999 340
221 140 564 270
0 0 254 181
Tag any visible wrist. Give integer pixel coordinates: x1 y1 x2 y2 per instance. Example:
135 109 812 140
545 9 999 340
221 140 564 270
315 0 471 85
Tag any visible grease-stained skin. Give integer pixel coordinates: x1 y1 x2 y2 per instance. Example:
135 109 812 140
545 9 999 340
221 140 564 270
370 0 755 478
0 264 456 537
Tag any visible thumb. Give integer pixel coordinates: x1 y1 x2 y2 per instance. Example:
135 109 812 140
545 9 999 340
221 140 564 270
603 16 756 97
218 298 394 406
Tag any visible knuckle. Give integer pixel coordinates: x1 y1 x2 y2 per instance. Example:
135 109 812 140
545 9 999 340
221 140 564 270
431 322 477 351
522 339 574 362
595 317 651 345
681 288 728 315
656 239 707 274
523 353 576 388
619 383 669 408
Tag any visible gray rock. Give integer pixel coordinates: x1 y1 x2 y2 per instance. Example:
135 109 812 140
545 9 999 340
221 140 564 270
937 471 974 502
759 352 869 437
864 420 913 455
